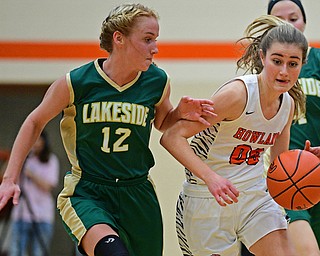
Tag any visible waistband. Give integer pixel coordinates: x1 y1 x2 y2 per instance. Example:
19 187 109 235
80 172 148 186
182 180 268 198
182 181 214 198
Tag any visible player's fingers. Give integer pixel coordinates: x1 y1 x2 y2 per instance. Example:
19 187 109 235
202 110 217 118
230 186 240 198
198 117 211 126
0 198 7 211
200 99 214 106
12 189 21 205
221 187 240 204
227 192 239 203
181 96 192 103
215 195 227 207
201 103 214 111
220 193 234 205
0 197 8 211
304 140 311 151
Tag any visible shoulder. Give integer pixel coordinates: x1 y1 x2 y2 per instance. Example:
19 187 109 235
144 63 168 79
310 47 320 53
70 60 95 74
215 75 249 98
212 76 249 121
309 47 320 59
140 63 169 89
68 60 97 83
67 59 101 97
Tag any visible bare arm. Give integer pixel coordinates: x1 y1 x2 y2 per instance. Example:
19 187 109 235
270 97 295 162
160 81 246 206
0 76 69 210
154 82 216 132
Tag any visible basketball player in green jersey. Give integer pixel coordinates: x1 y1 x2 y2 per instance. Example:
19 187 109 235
268 1 320 255
0 3 215 256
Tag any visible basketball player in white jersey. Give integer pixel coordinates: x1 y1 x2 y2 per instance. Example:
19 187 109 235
161 15 314 256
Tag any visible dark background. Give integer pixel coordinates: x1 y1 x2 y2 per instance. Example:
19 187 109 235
0 84 75 255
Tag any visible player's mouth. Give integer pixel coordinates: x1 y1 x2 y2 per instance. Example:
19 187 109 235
276 79 290 85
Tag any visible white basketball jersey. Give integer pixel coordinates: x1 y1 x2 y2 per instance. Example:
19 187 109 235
186 74 292 191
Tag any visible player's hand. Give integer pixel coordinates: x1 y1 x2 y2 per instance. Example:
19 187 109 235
0 179 21 211
177 96 216 126
304 140 320 159
205 173 239 206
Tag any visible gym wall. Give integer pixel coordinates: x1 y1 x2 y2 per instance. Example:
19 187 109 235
1 1 319 255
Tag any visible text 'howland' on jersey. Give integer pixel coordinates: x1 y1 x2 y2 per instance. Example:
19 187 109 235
233 127 280 145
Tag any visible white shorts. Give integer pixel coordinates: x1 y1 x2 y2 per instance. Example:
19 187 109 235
176 181 288 256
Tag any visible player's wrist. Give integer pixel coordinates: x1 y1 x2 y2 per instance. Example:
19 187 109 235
2 175 16 184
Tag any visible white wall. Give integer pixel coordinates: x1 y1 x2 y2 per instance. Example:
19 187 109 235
1 1 320 255
1 0 319 85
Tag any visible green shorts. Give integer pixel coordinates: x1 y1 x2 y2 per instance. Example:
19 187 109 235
57 172 163 256
285 209 311 223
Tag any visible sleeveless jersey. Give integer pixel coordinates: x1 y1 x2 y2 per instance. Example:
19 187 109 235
185 74 292 191
60 59 169 180
290 47 320 149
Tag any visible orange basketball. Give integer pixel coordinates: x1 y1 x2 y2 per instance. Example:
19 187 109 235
267 149 320 210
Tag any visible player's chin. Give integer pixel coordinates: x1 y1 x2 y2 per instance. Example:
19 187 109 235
140 65 151 72
142 59 153 69
275 81 293 92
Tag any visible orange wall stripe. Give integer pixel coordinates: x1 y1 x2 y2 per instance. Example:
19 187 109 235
0 41 242 60
0 41 319 60
0 41 105 59
157 42 243 59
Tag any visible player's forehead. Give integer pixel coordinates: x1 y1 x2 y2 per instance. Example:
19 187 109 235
131 16 159 36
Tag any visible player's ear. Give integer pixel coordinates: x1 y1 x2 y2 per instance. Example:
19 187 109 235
259 49 265 67
113 31 124 45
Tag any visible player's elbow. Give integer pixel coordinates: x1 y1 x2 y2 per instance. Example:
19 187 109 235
160 129 176 151
159 132 168 149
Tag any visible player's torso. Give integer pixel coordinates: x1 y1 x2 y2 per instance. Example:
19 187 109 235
186 74 292 190
61 59 169 180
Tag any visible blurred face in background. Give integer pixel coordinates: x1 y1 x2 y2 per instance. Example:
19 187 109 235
32 136 45 155
270 0 306 32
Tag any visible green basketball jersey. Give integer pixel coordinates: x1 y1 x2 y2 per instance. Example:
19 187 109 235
60 59 169 180
290 47 320 149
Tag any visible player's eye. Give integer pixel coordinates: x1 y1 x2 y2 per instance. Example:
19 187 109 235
273 59 281 65
289 62 299 68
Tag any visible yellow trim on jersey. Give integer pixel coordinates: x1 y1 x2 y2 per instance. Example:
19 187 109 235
66 73 75 106
155 70 170 107
57 173 86 243
94 59 142 92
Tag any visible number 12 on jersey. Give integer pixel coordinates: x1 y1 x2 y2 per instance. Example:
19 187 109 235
101 127 131 153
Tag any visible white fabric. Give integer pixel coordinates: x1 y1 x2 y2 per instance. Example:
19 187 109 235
11 154 59 223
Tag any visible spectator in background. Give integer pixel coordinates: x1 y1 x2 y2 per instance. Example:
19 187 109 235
9 131 59 256
0 150 11 256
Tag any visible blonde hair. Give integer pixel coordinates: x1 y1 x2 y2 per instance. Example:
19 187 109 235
237 15 308 120
100 3 159 53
